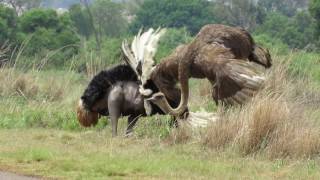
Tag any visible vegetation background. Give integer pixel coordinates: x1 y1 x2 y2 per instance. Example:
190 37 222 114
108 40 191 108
0 0 320 179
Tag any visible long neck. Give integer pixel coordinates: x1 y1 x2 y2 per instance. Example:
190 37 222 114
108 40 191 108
149 94 186 116
150 45 192 117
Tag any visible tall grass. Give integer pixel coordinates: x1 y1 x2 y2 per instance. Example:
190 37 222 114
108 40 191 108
202 53 320 158
1 43 320 159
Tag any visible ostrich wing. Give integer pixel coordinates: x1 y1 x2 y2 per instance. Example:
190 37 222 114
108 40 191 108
121 28 166 114
121 28 166 86
213 59 265 105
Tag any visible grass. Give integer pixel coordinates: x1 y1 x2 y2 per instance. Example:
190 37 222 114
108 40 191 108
0 49 320 179
0 129 320 179
202 52 320 159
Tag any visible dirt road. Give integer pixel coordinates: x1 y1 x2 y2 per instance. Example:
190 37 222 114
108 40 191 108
0 171 40 180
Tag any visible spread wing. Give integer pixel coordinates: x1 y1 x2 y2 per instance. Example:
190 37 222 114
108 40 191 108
212 59 265 105
121 28 166 114
121 28 166 86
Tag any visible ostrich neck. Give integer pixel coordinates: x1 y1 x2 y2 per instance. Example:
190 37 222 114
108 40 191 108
149 45 191 117
150 95 187 116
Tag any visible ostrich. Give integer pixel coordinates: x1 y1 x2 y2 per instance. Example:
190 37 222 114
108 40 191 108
121 24 272 117
77 64 177 136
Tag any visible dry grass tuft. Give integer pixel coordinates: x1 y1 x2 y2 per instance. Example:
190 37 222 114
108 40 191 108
0 68 74 101
0 69 39 98
202 55 320 158
202 109 240 149
235 96 289 155
13 74 39 98
166 122 193 145
41 77 65 101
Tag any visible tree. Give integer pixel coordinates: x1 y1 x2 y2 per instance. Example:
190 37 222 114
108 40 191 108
310 0 320 19
309 0 320 36
155 28 192 61
130 0 215 35
123 0 144 16
19 9 59 33
0 0 41 15
258 0 309 17
91 0 127 37
81 0 100 51
69 4 93 38
255 12 316 49
0 4 17 44
18 9 80 62
212 0 262 30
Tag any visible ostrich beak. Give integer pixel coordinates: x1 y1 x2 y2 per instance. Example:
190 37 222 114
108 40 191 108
139 86 153 96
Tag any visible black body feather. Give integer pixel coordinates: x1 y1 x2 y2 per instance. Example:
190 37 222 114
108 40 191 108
81 64 138 110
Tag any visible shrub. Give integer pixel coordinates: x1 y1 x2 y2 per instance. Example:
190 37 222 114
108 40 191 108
17 9 80 66
255 12 317 50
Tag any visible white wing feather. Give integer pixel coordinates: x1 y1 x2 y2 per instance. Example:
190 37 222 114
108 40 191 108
122 28 166 85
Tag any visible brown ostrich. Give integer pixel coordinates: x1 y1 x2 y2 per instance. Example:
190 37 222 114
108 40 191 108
121 24 272 117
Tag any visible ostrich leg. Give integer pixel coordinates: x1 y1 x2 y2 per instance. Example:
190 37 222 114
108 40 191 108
108 89 123 137
126 115 139 135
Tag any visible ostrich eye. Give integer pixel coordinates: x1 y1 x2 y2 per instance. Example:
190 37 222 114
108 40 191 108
81 96 86 100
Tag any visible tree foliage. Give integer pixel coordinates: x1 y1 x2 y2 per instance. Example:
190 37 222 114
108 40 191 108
18 9 80 60
212 0 263 30
0 4 17 44
69 4 92 38
310 0 320 37
20 9 60 33
91 0 127 37
256 12 316 49
0 0 41 15
155 28 192 61
0 0 319 69
258 0 309 17
310 0 320 20
130 0 215 35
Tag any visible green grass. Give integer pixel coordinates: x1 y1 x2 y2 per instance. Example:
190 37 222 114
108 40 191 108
0 129 320 179
0 50 320 179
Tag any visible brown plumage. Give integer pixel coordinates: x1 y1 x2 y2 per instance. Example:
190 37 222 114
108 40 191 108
147 24 271 116
121 24 272 117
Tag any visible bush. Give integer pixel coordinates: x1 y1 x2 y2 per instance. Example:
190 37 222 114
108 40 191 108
253 34 289 54
17 9 80 67
19 9 59 33
255 12 317 50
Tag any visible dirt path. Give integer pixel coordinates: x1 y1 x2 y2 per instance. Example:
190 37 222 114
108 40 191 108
0 171 40 180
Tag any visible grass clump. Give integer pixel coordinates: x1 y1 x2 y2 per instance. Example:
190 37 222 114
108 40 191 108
165 123 193 145
0 69 39 98
202 53 320 159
